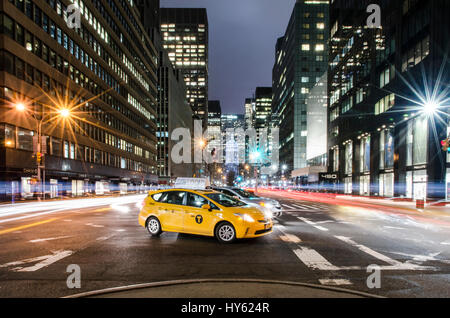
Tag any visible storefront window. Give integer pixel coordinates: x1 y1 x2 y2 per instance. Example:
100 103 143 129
380 173 394 197
345 142 353 175
360 136 371 172
413 115 428 165
344 177 352 194
360 175 370 196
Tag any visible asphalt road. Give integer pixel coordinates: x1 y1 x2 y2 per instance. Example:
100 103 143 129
0 192 449 298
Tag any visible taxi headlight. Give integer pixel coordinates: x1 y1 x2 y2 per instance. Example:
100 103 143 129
234 213 255 223
264 211 274 220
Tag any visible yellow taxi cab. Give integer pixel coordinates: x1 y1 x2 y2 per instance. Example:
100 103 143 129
138 189 273 243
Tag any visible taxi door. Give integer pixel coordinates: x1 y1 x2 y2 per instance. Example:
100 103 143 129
183 192 218 235
157 191 186 232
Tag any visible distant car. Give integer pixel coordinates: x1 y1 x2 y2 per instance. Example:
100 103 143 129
212 187 282 218
138 189 273 243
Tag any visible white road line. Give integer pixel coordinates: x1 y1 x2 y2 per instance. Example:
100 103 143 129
383 226 406 230
0 250 73 272
292 204 307 210
297 217 329 231
334 236 434 270
282 204 297 210
319 278 352 286
293 248 341 271
279 234 302 244
316 220 335 225
335 236 401 266
16 250 73 272
86 223 104 228
29 236 72 243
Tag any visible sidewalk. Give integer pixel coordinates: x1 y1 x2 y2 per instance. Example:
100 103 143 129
65 279 382 298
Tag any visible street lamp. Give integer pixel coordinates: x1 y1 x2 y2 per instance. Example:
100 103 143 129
15 102 72 200
423 100 440 115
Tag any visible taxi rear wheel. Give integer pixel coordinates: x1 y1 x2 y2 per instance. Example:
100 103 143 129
146 217 162 237
215 222 236 243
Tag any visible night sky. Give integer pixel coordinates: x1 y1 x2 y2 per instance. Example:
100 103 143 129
161 0 296 114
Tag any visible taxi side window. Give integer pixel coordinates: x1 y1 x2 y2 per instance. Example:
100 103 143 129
152 193 163 202
160 191 185 205
187 193 219 210
186 193 208 208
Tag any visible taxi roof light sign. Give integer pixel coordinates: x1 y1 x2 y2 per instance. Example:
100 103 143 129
174 178 210 190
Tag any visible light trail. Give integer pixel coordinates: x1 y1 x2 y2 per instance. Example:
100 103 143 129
0 195 147 220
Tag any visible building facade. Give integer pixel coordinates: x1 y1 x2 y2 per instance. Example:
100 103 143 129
272 0 329 174
160 8 209 125
328 0 450 200
0 0 159 199
156 47 193 181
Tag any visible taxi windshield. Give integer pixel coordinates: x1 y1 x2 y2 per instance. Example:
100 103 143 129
206 193 247 207
232 188 259 199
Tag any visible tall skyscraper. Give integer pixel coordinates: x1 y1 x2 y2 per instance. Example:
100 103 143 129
156 49 193 180
328 0 449 200
160 8 209 125
254 87 273 137
244 97 255 131
272 0 329 174
136 0 161 45
0 0 159 199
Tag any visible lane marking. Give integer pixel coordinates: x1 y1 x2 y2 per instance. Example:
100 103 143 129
29 236 72 243
86 223 104 228
297 217 329 231
293 248 341 271
279 234 302 244
94 208 111 212
319 278 352 286
0 209 66 224
16 250 73 272
383 226 406 230
0 250 73 272
0 218 58 235
334 236 434 270
282 204 297 210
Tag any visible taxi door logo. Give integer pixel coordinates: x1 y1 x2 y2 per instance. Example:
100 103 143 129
195 215 203 224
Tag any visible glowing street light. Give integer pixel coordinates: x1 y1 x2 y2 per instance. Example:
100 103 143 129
59 108 71 118
423 100 440 114
16 103 26 111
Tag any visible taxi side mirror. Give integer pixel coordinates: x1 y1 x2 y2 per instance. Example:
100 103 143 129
201 204 212 211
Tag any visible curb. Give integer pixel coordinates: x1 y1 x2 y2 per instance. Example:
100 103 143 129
63 278 385 299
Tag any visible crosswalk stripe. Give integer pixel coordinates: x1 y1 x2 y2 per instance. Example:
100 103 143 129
297 217 329 231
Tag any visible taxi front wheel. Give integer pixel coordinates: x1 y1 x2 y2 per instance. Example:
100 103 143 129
146 217 162 237
215 222 236 243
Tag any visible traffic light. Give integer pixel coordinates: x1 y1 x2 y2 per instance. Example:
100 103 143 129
36 152 43 164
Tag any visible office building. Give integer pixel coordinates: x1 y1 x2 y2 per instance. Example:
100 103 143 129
156 48 193 181
272 0 329 174
0 0 159 199
328 0 450 200
160 8 209 124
